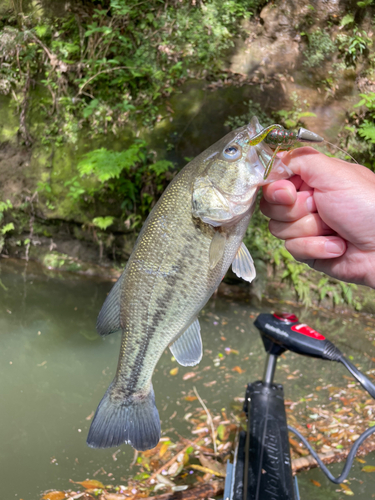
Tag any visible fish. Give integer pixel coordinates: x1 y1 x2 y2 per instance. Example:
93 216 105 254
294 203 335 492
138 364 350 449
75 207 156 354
86 116 293 451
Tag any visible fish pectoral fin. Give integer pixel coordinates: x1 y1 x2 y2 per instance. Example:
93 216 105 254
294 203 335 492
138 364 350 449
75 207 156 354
209 231 227 269
96 273 125 336
169 318 203 367
232 242 256 283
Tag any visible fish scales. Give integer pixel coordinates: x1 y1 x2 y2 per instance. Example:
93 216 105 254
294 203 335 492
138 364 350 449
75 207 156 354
87 117 293 451
117 165 248 392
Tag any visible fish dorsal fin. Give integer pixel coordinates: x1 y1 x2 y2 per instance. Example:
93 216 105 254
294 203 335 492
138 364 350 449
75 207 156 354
209 231 226 269
232 242 256 283
169 318 202 367
96 273 125 336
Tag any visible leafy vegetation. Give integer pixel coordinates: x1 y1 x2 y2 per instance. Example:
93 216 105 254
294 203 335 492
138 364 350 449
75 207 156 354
0 0 265 145
1 0 375 309
336 28 373 67
354 92 375 148
72 141 174 229
0 199 14 253
302 29 336 68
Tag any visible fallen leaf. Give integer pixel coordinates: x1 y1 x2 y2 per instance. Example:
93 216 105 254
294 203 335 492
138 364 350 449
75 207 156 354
156 474 175 486
362 465 375 472
340 483 354 495
168 462 180 476
217 424 226 441
310 479 321 487
170 367 179 376
232 366 245 374
199 454 226 475
42 492 66 500
183 372 196 380
159 441 170 458
184 396 197 401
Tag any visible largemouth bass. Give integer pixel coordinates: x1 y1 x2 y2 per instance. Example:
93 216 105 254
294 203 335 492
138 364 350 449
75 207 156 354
87 116 293 451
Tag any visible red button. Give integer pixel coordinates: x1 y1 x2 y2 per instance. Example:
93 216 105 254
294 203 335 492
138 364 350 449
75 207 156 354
273 312 299 323
291 323 325 340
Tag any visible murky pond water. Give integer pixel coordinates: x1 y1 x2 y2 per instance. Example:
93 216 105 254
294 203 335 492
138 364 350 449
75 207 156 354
2 258 375 499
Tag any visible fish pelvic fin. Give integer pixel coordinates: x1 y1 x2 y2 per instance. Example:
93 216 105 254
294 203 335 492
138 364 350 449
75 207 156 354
232 242 256 283
169 318 202 367
96 273 125 336
87 382 160 451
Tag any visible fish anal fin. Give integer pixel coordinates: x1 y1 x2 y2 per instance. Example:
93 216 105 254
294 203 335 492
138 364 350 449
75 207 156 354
232 242 256 283
169 318 202 367
209 231 226 269
96 273 125 337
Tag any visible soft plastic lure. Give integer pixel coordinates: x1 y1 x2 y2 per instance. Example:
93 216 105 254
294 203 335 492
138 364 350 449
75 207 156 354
245 124 324 180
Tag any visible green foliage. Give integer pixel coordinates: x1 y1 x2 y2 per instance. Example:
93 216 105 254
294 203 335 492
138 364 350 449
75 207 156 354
64 177 87 200
225 93 316 133
343 92 375 170
357 0 373 7
92 216 115 230
336 29 373 66
224 99 273 130
72 142 175 228
358 120 375 143
77 143 146 182
0 199 13 218
340 14 355 28
0 199 13 253
274 92 316 129
0 0 266 145
1 222 14 235
303 29 335 68
354 93 375 145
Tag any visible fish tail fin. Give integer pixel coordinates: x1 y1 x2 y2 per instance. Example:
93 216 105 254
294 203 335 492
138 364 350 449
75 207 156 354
87 382 160 451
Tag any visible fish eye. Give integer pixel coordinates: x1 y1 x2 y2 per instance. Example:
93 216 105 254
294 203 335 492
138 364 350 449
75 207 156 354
223 144 241 161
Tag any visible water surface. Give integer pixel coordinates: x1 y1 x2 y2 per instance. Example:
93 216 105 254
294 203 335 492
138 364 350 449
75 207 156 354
1 258 375 499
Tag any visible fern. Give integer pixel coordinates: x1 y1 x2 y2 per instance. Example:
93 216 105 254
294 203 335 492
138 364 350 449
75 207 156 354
358 120 375 143
77 143 146 182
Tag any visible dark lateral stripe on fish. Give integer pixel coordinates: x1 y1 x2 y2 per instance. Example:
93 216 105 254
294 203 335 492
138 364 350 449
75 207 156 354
87 382 160 451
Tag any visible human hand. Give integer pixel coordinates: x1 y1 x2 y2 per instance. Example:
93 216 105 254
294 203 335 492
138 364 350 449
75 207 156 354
260 147 375 288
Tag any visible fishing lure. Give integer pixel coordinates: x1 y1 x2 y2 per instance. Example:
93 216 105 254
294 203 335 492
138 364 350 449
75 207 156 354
244 124 324 180
247 121 357 180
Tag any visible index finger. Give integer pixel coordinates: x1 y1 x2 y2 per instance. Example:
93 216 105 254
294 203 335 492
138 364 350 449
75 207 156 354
280 146 371 191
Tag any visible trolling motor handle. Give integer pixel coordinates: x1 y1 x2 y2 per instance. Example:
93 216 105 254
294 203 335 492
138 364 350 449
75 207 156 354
254 313 375 399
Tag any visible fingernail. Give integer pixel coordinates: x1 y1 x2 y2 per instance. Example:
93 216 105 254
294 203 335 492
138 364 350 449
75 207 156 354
306 196 315 212
273 189 294 204
325 239 346 255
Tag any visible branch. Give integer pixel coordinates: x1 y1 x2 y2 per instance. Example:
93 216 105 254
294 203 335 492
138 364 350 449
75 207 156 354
140 480 223 500
77 66 132 96
193 386 217 455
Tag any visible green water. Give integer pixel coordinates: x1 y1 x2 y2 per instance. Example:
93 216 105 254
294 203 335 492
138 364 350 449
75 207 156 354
1 258 375 499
